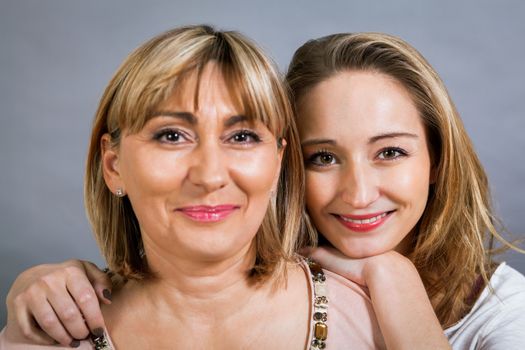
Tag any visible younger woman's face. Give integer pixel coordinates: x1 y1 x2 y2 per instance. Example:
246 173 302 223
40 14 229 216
297 70 433 258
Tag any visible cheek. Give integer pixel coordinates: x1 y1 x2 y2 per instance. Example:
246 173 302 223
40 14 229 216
305 171 337 214
229 148 279 196
120 148 187 198
384 159 431 210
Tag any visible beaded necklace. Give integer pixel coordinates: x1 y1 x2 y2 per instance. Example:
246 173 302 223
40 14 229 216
307 259 329 350
90 260 329 349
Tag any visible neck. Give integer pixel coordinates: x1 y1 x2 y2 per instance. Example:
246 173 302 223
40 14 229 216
120 238 263 321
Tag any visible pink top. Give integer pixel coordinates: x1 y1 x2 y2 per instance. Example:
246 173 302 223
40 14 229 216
304 262 385 349
0 260 384 349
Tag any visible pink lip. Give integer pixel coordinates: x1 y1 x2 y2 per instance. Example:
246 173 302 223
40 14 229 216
333 211 393 233
176 205 239 223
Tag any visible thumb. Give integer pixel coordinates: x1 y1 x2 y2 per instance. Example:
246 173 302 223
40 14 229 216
82 261 113 304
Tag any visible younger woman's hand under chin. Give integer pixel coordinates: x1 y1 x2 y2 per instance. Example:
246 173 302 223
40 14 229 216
300 246 412 288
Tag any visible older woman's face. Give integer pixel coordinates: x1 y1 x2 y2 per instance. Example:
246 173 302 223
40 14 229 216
103 62 283 264
298 71 432 258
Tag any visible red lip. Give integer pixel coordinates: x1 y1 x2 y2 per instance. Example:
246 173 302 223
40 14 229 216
176 205 239 223
333 211 393 233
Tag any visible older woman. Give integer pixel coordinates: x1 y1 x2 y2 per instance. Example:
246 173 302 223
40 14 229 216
1 26 385 349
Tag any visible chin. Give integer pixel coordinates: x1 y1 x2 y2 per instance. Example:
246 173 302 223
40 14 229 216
189 239 255 261
336 240 391 259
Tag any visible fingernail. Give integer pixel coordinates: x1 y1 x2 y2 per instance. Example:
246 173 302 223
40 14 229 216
92 327 104 337
70 340 80 348
103 289 112 301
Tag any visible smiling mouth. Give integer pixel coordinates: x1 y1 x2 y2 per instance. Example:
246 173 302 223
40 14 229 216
333 211 394 232
176 205 240 223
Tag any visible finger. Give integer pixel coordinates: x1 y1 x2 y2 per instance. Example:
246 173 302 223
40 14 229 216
47 287 91 340
306 246 352 273
7 298 56 345
29 298 76 347
305 246 335 262
66 273 106 336
82 261 113 304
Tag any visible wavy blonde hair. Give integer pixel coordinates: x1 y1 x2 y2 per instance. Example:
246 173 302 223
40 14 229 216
286 32 520 326
85 25 304 282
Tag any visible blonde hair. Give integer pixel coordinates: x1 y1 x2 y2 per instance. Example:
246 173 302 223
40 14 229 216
286 32 519 326
85 25 304 282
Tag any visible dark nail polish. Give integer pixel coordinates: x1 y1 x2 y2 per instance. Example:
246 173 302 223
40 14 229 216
70 340 80 348
103 289 112 301
92 327 104 337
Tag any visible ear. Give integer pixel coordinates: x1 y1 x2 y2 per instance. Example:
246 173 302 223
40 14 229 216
271 138 287 193
101 133 124 195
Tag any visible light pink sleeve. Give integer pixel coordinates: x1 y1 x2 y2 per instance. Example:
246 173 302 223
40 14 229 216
0 328 93 349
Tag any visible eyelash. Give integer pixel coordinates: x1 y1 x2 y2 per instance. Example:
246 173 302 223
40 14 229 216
376 147 409 160
307 149 338 167
153 128 190 144
152 128 261 145
227 129 262 145
306 146 409 167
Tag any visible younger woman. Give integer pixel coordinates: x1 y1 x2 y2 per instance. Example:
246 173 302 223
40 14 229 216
287 33 525 348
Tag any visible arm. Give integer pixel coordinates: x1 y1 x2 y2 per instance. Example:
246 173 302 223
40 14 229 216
5 260 112 347
305 247 451 350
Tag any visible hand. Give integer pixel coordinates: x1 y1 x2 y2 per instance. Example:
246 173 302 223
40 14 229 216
301 246 413 287
5 260 112 347
301 245 379 286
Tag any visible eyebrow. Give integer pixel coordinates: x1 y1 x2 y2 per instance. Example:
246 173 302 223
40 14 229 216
368 132 418 144
224 115 250 127
301 139 337 147
149 111 197 125
301 132 418 147
148 111 250 127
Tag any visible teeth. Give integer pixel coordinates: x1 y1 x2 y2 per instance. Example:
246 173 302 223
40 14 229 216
340 212 387 224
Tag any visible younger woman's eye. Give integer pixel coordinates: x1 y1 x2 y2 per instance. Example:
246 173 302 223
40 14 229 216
377 147 408 160
307 151 337 167
153 128 188 144
229 130 261 144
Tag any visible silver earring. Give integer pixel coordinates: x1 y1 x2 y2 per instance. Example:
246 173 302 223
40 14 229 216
115 188 125 197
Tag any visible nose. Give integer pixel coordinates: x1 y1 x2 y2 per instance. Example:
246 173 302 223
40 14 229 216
339 162 379 208
188 142 228 193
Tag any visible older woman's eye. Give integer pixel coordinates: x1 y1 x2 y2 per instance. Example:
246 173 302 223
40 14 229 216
377 147 407 160
228 130 261 144
153 128 188 144
308 151 337 167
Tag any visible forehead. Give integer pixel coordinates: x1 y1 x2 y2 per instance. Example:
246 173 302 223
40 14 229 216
297 70 425 140
154 62 242 118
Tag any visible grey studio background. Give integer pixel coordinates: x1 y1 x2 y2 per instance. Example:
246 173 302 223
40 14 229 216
1 0 524 326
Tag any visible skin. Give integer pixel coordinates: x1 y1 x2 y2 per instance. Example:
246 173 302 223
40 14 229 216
5 69 450 349
298 70 449 349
